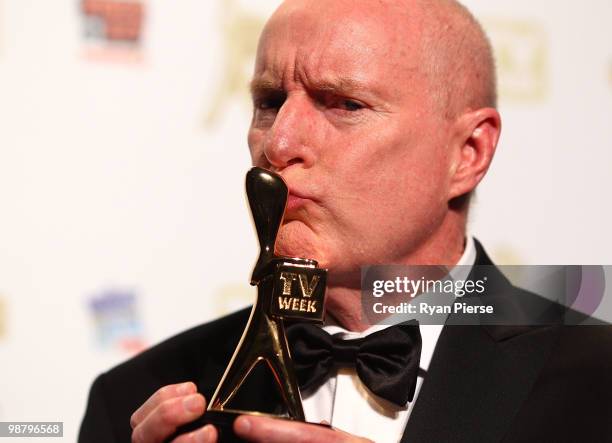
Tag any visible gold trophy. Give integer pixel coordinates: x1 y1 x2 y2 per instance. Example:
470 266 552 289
171 167 327 442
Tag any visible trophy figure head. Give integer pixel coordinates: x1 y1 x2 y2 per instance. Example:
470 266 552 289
246 167 288 285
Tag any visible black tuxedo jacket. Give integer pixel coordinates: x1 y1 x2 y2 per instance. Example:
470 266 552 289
79 243 612 442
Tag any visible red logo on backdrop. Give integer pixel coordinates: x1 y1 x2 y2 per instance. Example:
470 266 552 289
80 0 146 63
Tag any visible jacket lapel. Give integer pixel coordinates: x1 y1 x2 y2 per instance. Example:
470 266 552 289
401 241 561 443
401 321 560 442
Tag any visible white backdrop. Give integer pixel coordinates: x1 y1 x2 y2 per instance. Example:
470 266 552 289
0 1 610 441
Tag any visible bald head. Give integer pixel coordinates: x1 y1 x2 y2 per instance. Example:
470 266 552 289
417 0 497 117
271 0 497 119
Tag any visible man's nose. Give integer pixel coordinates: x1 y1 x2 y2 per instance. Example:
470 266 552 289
262 95 316 170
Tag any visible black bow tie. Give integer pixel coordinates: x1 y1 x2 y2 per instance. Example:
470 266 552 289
287 321 422 407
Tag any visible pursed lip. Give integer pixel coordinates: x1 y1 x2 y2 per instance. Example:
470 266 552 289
286 194 307 212
285 187 316 212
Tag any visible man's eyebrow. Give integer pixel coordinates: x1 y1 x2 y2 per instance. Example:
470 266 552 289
250 75 381 100
308 76 370 94
249 78 283 96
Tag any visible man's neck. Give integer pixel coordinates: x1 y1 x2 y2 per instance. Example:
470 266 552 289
325 231 468 332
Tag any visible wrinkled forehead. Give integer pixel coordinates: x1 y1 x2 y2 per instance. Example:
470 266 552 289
254 0 422 84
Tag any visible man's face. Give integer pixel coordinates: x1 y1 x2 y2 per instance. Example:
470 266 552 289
248 0 456 284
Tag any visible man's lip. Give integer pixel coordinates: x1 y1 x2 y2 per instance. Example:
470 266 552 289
285 186 317 211
286 193 309 212
287 187 310 200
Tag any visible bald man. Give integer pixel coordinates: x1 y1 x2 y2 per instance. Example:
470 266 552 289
80 1 612 442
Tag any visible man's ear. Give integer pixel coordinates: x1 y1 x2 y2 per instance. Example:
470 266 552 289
448 107 501 200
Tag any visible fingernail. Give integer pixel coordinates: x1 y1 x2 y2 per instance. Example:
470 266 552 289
234 416 251 434
183 394 202 413
194 425 213 443
177 382 193 395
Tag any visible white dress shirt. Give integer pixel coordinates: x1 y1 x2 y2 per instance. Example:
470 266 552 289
301 237 477 442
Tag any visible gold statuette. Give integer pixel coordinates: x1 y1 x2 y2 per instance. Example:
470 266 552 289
171 167 327 442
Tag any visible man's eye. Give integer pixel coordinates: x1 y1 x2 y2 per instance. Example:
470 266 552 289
255 94 286 111
319 93 366 113
340 99 364 111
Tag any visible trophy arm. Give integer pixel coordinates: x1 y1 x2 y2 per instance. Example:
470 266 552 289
207 283 305 421
207 304 263 411
264 318 305 420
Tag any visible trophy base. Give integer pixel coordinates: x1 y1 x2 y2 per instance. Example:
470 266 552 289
167 410 331 443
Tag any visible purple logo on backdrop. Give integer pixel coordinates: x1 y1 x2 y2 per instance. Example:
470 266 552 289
88 289 147 354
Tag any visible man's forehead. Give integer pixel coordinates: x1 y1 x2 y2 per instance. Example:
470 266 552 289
251 42 402 102
267 0 414 40
253 0 421 93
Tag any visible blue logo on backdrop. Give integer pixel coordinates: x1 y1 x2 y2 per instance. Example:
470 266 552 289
88 289 146 354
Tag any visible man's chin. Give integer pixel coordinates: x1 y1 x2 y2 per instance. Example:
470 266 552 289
275 240 321 262
275 237 360 287
275 223 323 263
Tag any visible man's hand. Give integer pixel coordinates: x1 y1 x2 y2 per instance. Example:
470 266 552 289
130 383 371 443
233 415 373 443
130 382 217 443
